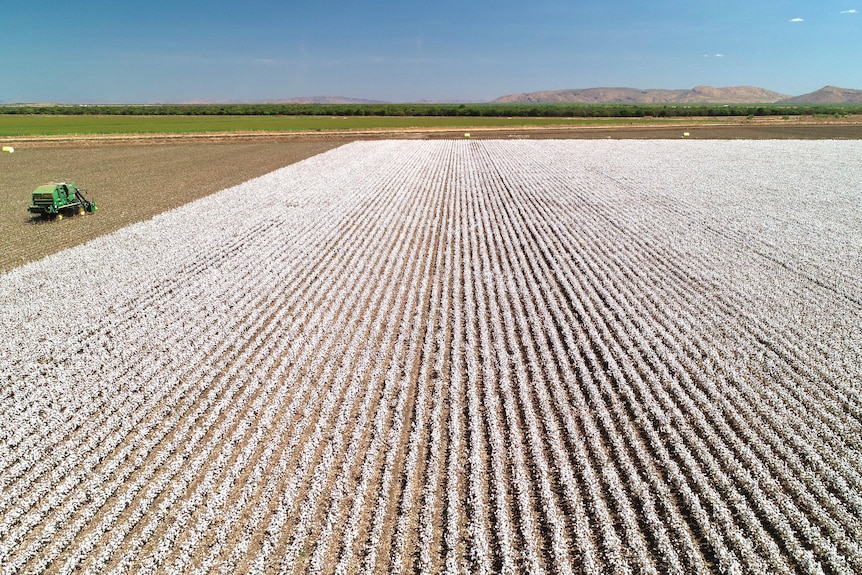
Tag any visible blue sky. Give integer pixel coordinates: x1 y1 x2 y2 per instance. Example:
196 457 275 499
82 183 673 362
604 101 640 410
1 1 859 103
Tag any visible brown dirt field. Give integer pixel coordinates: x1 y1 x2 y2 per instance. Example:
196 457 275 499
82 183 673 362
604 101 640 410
2 118 861 273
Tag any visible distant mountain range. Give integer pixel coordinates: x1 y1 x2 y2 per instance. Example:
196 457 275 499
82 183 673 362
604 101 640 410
251 86 862 105
491 85 862 105
5 86 861 107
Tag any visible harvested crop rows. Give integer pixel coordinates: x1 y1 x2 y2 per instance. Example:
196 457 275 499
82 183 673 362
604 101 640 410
1 140 861 574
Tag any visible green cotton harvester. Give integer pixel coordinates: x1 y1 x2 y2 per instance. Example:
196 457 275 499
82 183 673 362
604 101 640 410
28 182 97 220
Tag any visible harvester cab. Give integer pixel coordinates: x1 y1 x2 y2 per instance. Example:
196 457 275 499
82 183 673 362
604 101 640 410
28 182 97 220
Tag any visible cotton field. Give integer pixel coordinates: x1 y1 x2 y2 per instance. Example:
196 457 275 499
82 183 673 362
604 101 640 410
1 140 861 575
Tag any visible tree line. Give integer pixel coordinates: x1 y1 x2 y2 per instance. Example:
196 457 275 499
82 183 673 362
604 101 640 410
1 102 860 118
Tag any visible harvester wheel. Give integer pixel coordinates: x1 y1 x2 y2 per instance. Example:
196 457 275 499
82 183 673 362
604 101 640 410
79 207 86 215
55 213 63 221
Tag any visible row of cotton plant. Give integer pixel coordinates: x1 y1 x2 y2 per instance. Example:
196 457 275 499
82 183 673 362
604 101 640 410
0 163 322 490
207 144 434 575
378 150 453 575
503 140 816 573
354 189 447 575
474 151 660 574
584 161 862 506
486 268 574 574
519 164 781 572
537 137 860 454
139 245 346 574
560 143 856 472
366 142 486 572
490 137 860 572
191 167 417 575
504 143 720 574
278 248 427 575
122 143 416 575
413 216 453 575
98 280 318 575
458 160 520 575
230 141 436 568
595 222 862 574
396 180 452 575
427 191 473 575
474 144 628 574
553 138 862 387
351 141 851 573
262 145 441 575
432 145 491 575
640 140 861 310
441 222 469 575
472 143 744 572
468 158 568 575
554 141 861 572
0 243 265 572
508 147 702 573
2 223 297 545
548 200 784 568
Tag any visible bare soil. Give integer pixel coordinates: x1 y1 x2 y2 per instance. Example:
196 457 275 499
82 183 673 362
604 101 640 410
2 117 860 273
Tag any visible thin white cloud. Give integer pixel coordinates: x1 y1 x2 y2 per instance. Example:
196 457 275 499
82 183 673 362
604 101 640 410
789 17 804 22
702 53 725 58
840 9 857 14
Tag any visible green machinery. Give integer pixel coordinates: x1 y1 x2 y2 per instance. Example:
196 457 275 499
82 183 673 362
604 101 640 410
28 182 97 220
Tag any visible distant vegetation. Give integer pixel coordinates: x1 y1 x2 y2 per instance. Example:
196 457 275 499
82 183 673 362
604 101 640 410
2 103 859 137
2 102 862 118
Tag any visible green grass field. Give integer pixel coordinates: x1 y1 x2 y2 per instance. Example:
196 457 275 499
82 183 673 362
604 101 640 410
0 114 707 137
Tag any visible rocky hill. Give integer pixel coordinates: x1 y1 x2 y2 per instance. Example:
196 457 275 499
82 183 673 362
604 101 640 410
779 86 862 104
493 86 789 104
493 85 862 105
